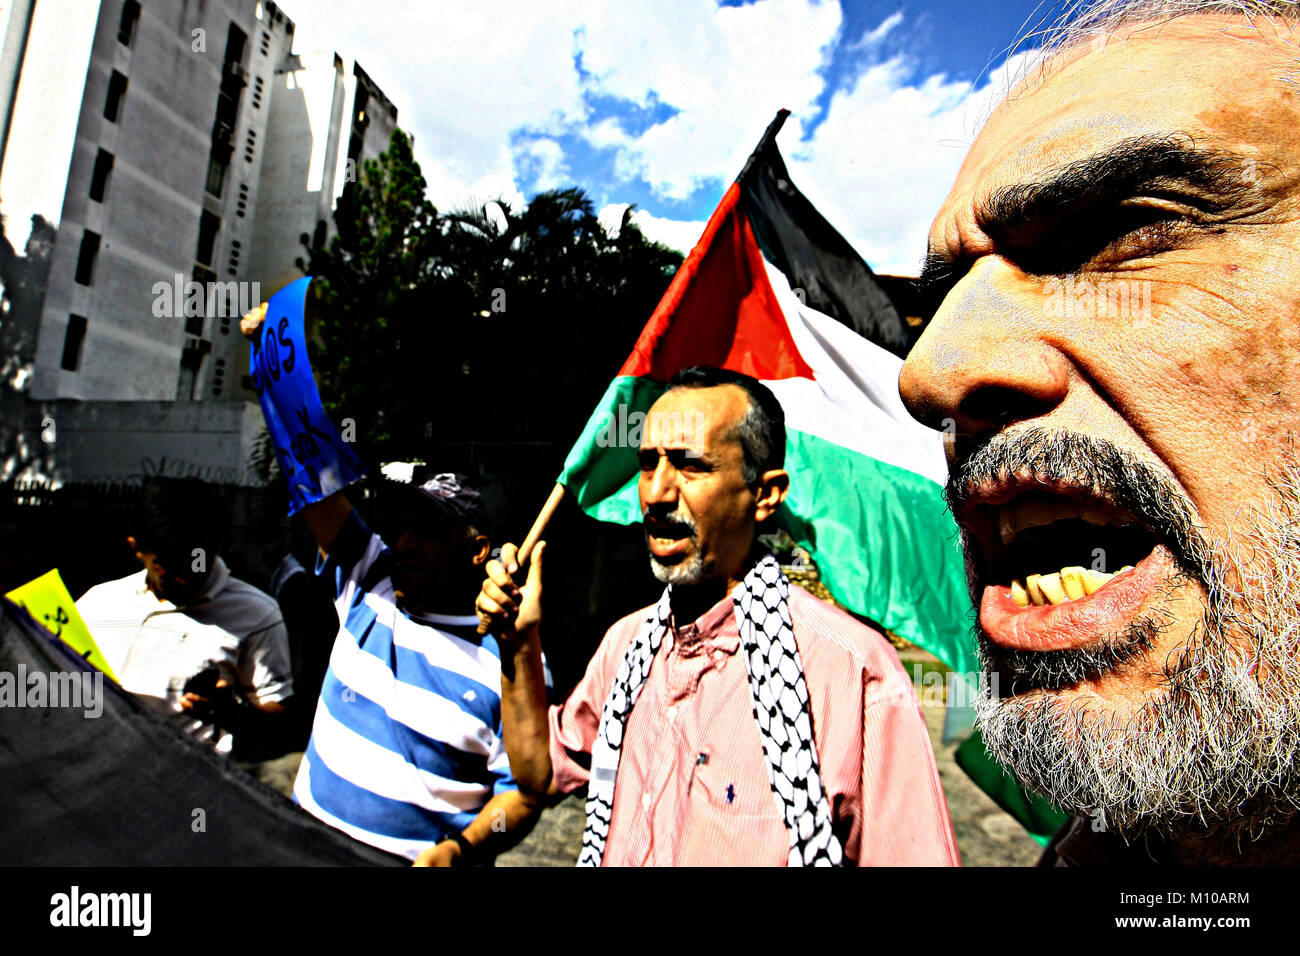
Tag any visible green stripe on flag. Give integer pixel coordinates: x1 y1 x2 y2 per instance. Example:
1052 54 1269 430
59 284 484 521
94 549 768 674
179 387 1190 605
782 429 976 676
559 375 664 519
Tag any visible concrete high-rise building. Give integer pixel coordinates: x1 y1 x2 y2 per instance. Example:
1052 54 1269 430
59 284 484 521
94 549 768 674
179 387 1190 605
0 0 399 484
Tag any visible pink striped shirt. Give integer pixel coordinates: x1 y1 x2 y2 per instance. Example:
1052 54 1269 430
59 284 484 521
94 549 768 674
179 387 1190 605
548 582 960 866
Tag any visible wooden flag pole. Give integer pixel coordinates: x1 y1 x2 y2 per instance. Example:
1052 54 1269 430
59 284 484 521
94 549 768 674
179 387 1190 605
478 483 565 635
517 483 566 565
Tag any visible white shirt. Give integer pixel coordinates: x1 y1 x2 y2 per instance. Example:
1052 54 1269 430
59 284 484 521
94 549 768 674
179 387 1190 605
76 557 294 754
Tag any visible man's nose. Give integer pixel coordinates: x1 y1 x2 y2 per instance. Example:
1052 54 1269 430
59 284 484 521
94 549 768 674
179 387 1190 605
899 260 1070 439
642 456 679 504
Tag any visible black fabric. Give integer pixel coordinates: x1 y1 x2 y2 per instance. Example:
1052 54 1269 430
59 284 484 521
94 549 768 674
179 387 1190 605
273 569 338 752
0 598 405 866
737 109 915 359
1037 815 1166 867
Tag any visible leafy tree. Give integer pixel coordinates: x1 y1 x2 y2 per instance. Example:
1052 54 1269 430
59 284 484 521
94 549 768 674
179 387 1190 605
296 128 441 461
0 212 57 482
299 131 683 464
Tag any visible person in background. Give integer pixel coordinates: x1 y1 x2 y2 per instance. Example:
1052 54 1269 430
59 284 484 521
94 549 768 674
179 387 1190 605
77 477 294 757
241 307 540 867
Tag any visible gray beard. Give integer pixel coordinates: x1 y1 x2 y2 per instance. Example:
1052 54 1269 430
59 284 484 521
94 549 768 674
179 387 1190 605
975 455 1300 846
649 550 706 587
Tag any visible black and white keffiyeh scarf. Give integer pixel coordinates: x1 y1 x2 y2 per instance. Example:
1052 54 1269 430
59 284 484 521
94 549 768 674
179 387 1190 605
577 553 842 866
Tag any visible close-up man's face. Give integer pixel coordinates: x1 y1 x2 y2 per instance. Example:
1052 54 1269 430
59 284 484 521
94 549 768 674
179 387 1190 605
638 385 769 588
899 15 1300 842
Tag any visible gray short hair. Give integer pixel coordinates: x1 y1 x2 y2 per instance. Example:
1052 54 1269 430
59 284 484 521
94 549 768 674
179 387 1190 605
1021 0 1300 63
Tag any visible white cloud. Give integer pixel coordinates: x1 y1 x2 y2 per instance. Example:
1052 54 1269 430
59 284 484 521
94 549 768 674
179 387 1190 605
786 50 1038 274
595 204 707 256
291 0 589 209
597 202 631 239
574 0 841 201
846 9 903 49
287 1 1031 276
519 138 569 191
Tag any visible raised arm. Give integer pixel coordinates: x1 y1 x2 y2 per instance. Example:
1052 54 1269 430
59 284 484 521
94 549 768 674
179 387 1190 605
241 303 351 557
475 541 561 802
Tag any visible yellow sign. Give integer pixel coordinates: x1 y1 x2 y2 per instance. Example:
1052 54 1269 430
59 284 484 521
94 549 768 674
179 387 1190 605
5 569 119 683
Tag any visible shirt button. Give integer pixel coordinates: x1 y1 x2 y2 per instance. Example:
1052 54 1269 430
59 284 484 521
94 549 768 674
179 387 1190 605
666 705 678 721
641 793 652 809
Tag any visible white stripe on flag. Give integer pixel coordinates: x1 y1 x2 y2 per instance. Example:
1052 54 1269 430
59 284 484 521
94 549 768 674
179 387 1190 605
761 259 950 487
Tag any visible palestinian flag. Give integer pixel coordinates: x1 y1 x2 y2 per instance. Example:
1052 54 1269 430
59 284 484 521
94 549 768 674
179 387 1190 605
558 109 975 673
558 110 1068 846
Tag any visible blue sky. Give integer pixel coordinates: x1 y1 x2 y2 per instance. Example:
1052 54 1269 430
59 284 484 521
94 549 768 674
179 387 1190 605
295 1 1066 274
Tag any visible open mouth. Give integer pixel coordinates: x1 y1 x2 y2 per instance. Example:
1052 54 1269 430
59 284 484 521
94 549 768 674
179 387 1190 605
963 485 1170 652
643 515 695 560
991 492 1156 605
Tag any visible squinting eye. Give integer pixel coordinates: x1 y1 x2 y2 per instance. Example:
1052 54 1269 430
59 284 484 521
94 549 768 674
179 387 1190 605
669 449 708 472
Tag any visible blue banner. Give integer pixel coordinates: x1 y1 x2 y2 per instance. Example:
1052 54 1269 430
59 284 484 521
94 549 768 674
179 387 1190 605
249 277 367 514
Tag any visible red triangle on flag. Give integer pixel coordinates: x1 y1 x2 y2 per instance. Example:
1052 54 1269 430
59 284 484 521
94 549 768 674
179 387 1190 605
617 183 815 382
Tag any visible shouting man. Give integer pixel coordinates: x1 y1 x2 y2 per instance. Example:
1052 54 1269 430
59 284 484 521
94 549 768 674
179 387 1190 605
479 366 958 866
899 0 1300 864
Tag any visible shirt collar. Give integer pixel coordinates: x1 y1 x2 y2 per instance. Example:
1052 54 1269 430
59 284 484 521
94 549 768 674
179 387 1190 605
407 611 479 628
197 556 230 602
670 586 741 654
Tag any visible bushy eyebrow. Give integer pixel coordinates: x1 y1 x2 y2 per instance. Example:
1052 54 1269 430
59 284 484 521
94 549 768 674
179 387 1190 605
918 134 1260 300
977 134 1256 236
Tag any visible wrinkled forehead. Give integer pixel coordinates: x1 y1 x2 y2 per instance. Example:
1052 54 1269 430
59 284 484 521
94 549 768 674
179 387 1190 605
643 385 748 451
931 14 1300 252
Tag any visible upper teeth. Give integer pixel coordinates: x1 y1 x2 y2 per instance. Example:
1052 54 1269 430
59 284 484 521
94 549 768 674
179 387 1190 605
1011 566 1135 607
998 496 1123 547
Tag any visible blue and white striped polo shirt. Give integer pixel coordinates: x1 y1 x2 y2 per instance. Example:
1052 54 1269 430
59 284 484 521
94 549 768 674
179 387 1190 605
292 510 516 859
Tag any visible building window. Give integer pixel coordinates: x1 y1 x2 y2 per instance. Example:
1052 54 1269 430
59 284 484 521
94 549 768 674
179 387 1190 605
118 0 141 46
205 156 226 197
61 315 88 370
104 71 128 122
89 149 114 202
177 352 200 400
196 212 220 266
75 231 100 285
176 339 210 400
190 264 216 336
